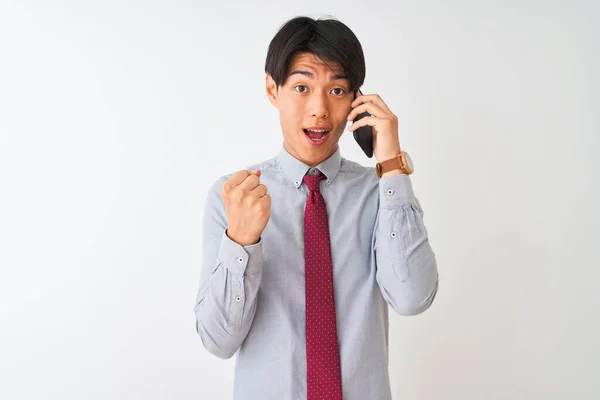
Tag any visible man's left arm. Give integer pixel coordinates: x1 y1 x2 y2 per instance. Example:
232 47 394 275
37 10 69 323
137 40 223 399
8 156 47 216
347 92 439 316
373 173 439 316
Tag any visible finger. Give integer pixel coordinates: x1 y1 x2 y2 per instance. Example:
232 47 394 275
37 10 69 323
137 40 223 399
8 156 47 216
347 102 387 121
351 93 392 115
256 193 271 209
352 93 386 108
260 193 271 207
238 173 260 192
226 170 253 188
348 116 379 132
249 183 268 198
229 169 260 188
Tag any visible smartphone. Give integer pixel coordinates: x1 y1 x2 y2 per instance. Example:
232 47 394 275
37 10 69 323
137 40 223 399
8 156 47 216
352 89 374 158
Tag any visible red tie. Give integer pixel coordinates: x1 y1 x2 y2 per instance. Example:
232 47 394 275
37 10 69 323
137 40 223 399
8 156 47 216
303 170 343 399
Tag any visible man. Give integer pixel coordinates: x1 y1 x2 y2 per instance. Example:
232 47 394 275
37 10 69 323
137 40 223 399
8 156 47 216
195 16 439 400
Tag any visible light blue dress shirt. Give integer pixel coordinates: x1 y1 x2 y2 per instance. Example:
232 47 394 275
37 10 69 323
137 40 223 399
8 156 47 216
195 144 439 400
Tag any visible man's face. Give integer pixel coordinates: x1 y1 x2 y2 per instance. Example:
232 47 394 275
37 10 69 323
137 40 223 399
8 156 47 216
266 52 354 167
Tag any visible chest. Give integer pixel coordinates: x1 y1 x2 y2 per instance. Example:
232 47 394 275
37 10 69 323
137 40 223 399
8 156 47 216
261 184 379 276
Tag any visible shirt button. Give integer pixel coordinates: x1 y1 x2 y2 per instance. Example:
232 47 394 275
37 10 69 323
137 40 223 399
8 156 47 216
237 257 244 263
309 169 317 175
235 296 242 302
387 189 394 196
295 180 300 186
391 232 397 238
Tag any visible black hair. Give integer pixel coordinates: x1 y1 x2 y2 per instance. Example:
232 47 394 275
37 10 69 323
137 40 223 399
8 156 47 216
265 16 366 93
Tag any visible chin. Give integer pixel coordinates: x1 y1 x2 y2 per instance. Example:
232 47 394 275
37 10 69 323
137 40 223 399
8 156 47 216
302 145 334 164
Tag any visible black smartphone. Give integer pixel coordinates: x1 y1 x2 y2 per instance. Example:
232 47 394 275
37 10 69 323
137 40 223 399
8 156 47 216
352 89 374 158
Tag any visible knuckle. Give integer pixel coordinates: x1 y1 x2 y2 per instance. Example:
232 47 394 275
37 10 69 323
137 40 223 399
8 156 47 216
232 171 244 180
234 170 249 182
259 203 270 214
243 194 254 205
232 189 244 203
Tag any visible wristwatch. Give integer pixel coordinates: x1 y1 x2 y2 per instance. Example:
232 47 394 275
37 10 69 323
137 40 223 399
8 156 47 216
376 151 414 178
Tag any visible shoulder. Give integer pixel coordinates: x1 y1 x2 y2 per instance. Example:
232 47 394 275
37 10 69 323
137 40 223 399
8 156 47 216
340 157 379 187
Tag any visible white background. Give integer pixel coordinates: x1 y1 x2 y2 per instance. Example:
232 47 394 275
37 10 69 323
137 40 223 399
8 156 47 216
1 1 599 399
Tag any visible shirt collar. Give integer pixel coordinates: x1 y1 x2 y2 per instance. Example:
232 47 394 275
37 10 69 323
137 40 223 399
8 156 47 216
276 144 342 189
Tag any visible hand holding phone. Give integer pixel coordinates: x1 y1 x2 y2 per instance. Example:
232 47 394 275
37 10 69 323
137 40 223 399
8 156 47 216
352 90 374 158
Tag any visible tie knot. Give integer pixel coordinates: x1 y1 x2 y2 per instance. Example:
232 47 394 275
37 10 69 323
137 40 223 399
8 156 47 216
303 170 326 191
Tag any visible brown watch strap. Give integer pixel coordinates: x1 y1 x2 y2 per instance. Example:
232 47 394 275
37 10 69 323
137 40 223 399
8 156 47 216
376 152 411 178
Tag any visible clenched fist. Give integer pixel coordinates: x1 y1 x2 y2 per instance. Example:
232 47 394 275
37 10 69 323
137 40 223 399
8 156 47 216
221 169 271 247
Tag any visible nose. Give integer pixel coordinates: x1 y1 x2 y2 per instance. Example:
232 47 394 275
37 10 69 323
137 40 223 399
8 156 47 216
308 91 329 119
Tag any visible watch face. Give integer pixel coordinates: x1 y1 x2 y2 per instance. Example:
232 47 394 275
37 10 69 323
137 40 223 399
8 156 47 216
404 152 414 172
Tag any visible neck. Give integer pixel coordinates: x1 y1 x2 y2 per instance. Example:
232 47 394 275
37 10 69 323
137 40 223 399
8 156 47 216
285 142 338 167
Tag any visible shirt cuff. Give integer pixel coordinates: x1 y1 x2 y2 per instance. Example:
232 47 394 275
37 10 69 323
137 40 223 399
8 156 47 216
379 174 415 209
218 229 263 276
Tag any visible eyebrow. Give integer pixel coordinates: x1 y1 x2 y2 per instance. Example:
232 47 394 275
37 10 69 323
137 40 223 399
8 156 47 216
288 69 348 81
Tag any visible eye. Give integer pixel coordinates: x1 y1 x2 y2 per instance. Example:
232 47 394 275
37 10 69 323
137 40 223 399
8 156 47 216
331 88 346 96
294 85 308 93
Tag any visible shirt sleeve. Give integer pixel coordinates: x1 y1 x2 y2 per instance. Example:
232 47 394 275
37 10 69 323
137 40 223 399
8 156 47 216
194 177 264 359
373 174 439 316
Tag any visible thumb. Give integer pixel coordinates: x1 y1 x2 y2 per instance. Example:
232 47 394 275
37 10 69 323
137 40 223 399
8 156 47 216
251 169 261 177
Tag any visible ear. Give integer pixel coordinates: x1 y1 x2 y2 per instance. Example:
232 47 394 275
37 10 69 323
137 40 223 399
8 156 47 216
265 74 278 106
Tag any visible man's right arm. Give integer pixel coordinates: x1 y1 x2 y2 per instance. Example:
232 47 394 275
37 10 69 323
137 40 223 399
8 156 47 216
194 177 264 359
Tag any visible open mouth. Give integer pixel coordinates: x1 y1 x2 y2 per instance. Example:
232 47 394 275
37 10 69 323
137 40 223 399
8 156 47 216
304 128 331 143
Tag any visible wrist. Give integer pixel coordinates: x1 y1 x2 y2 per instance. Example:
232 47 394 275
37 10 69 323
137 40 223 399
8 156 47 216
381 169 404 178
375 151 414 178
375 143 402 163
226 229 259 247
